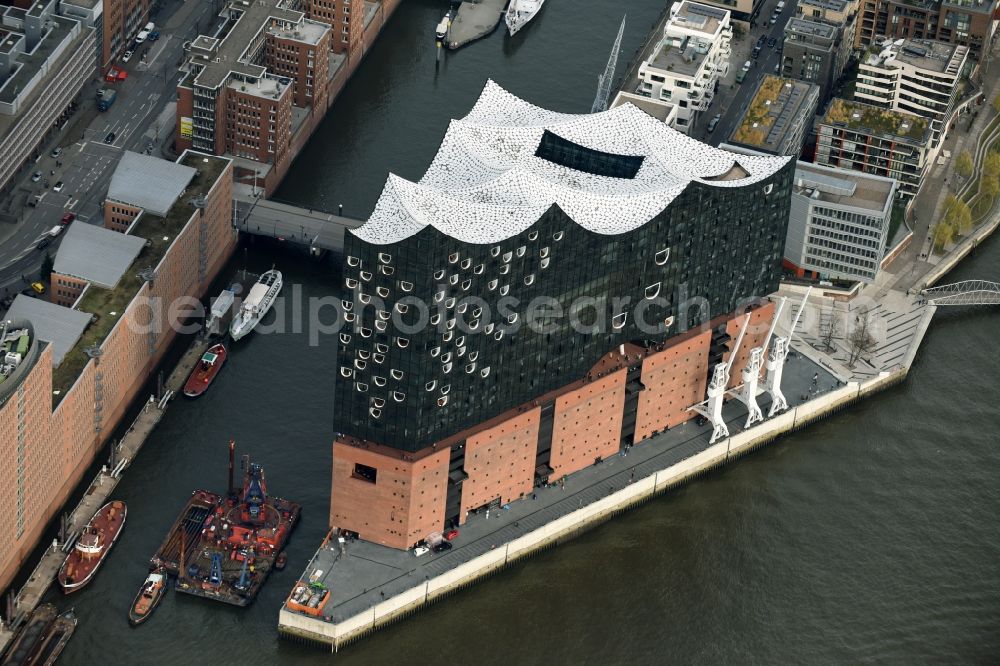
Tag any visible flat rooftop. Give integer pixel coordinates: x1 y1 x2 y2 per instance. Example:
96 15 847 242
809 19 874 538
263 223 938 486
797 0 850 12
822 98 930 144
794 161 895 211
61 0 101 9
5 296 91 367
785 17 836 41
267 18 328 45
611 91 675 123
0 18 76 106
647 34 712 78
284 350 838 625
669 1 728 37
51 152 231 401
190 0 304 90
730 76 818 153
866 38 967 75
227 74 289 99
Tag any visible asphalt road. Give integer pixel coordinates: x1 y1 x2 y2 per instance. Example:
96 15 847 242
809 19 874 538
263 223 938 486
0 0 223 302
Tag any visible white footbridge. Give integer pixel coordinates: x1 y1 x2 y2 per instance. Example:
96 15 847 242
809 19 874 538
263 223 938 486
921 280 1000 306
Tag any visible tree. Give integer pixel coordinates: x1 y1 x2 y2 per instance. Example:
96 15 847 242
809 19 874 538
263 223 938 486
848 308 878 367
955 150 974 178
984 152 1000 180
942 194 973 234
39 252 53 282
982 174 1000 202
932 220 955 252
819 308 840 352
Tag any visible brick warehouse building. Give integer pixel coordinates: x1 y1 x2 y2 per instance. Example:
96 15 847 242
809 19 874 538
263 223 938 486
329 82 794 550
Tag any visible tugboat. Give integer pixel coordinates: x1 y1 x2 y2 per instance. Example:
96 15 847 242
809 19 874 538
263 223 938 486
183 343 227 397
229 269 282 341
128 568 167 626
57 500 126 593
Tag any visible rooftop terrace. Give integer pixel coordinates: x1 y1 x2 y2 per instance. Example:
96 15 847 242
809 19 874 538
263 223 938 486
267 18 328 45
866 38 967 75
730 76 817 153
648 34 713 78
669 1 728 37
785 17 836 41
822 98 930 143
51 154 230 402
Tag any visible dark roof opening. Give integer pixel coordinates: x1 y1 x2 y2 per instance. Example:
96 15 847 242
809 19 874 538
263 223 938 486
534 130 644 179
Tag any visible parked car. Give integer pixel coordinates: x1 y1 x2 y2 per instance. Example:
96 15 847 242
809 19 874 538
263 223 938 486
61 212 76 225
707 113 722 133
50 147 62 158
31 282 46 295
433 541 453 553
104 132 116 144
752 45 761 59
756 35 766 49
122 50 133 63
443 529 459 541
148 30 160 41
52 181 64 193
767 36 777 48
36 238 50 250
31 171 42 182
412 546 430 557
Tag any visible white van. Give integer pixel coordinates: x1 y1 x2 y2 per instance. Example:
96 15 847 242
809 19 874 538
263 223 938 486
48 225 63 238
144 22 155 32
135 30 149 43
775 1 785 11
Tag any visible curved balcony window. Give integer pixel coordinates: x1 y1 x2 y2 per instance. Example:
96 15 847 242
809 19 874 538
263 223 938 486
553 231 564 241
340 367 353 378
645 283 661 299
375 343 389 353
442 330 453 342
461 258 472 270
612 313 627 329
445 297 456 309
369 407 382 418
354 359 367 370
339 333 352 344
516 246 526 257
347 256 360 267
377 310 390 321
360 270 372 282
359 326 371 337
425 380 437 391
344 312 356 323
462 279 472 291
484 323 495 334
499 264 510 275
378 252 392 264
474 264 485 275
373 353 385 364
502 251 513 263
392 391 405 402
524 274 535 286
395 303 408 314
540 247 549 258
380 265 394 276
449 274 459 285
473 307 483 318
466 363 477 373
664 315 675 329
430 313 441 325
457 302 468 314
447 318 456 330
342 299 353 311
430 346 441 358
358 350 370 360
491 246 501 257
396 337 409 349
356 382 368 392
468 351 479 362
400 280 413 292
434 290 445 303
373 376 386 387
448 252 459 264
345 278 358 289
440 384 451 395
655 248 670 265
391 369 404 380
376 286 389 298
434 269 446 280
437 396 449 407
528 230 538 241
494 330 504 341
488 279 498 291
480 366 491 378
372 397 385 408
358 293 371 304
442 362 453 373
500 285 510 296
374 320 386 332
442 352 452 364
541 258 550 269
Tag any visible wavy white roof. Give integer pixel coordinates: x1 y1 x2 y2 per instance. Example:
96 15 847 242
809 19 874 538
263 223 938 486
352 80 790 245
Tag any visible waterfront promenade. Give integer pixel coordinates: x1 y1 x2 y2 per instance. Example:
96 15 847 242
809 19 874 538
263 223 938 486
0 335 212 654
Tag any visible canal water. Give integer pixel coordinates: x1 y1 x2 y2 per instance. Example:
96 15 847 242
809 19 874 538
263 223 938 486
57 0 999 663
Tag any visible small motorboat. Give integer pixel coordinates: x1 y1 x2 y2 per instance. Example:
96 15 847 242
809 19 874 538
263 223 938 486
129 568 167 626
275 551 287 571
183 343 227 397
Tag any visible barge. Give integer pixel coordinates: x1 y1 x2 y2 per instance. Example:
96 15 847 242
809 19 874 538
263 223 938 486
150 440 300 607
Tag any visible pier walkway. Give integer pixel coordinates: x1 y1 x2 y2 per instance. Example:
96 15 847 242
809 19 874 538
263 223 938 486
234 194 363 252
0 336 212 655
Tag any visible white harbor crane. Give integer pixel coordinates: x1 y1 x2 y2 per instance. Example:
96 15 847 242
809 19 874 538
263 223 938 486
689 313 751 444
765 287 812 417
591 14 626 113
729 298 787 429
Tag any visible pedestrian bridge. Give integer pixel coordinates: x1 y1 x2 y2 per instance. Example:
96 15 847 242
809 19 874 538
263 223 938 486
234 197 363 252
921 280 1000 306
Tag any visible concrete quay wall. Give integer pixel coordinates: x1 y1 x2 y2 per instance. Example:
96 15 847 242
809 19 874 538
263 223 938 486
278 368 912 652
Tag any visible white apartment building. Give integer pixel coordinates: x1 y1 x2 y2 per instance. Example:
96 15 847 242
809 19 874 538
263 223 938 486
636 1 732 134
856 37 969 151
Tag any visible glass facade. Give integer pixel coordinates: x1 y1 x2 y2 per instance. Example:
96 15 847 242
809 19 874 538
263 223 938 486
335 160 795 452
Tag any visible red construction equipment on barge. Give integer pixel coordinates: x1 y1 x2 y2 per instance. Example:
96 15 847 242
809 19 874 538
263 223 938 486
182 343 227 397
150 440 300 607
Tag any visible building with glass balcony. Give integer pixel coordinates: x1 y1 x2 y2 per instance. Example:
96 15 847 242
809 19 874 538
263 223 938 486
330 81 794 549
636 1 732 134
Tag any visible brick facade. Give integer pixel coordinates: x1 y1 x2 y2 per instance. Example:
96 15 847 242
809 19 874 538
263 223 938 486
459 407 539 522
634 330 713 440
549 368 627 480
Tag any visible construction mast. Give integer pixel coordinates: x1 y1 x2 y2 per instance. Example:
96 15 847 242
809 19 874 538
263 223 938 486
591 14 626 113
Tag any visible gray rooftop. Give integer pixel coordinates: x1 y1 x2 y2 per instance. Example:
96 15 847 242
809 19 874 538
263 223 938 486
189 0 304 90
5 295 91 367
107 152 198 216
798 0 850 12
53 223 147 288
785 17 836 42
611 92 675 122
867 38 968 76
794 161 896 211
647 34 712 78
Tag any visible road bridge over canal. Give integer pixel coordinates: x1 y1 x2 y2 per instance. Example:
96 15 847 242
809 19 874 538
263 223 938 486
234 197 364 252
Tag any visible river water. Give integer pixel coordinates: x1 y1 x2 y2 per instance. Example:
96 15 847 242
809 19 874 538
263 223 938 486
56 1 999 663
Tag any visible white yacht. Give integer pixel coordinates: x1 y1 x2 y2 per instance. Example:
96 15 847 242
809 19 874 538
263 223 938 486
230 269 282 341
505 0 545 36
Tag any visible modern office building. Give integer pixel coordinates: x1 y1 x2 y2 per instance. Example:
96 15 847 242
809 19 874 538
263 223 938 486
816 98 932 199
330 81 794 550
856 0 999 54
636 1 732 134
856 37 969 149
786 161 897 282
727 75 820 156
0 0 94 196
0 151 237 595
176 0 401 194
